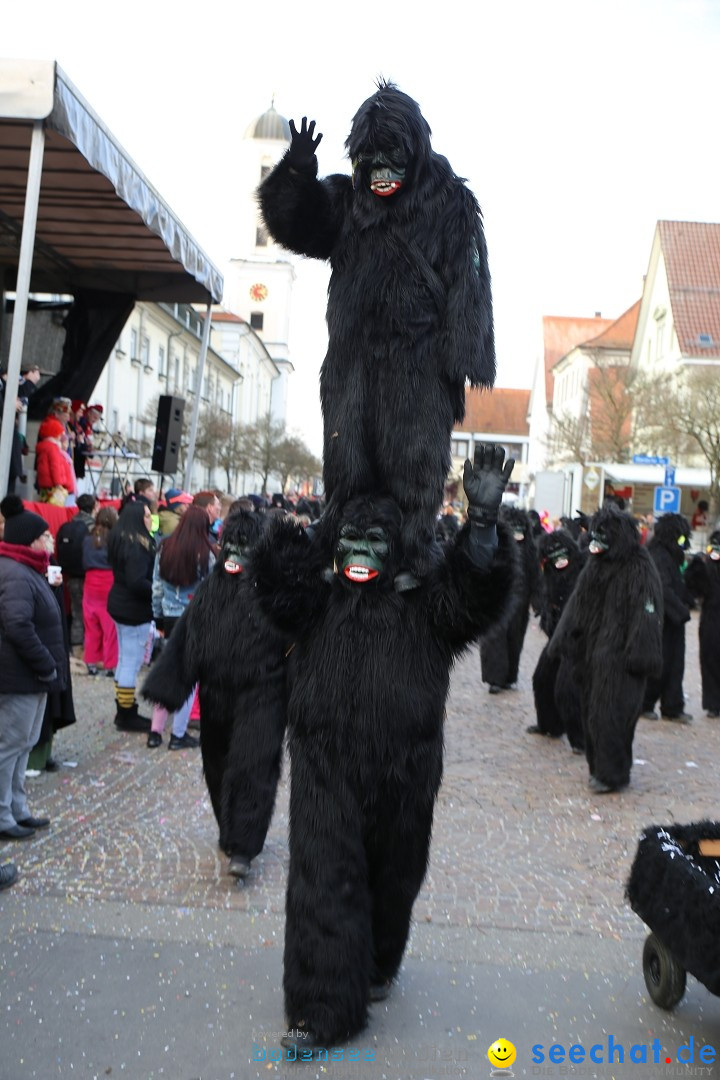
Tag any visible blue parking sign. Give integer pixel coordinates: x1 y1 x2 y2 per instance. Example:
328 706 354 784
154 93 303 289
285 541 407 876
654 486 681 515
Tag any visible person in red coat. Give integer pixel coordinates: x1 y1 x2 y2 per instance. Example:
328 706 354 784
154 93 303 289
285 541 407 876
35 418 75 505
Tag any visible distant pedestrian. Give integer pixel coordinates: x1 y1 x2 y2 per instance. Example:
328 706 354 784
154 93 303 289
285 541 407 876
82 507 118 677
146 506 215 750
55 493 97 651
0 495 65 840
107 501 155 733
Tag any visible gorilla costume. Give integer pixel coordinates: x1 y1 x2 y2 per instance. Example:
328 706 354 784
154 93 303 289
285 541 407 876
479 506 539 693
547 504 663 793
258 81 495 569
529 529 586 748
142 510 288 876
685 529 720 717
250 447 515 1047
642 513 693 722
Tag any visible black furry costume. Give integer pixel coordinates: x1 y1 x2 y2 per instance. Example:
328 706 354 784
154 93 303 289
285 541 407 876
685 529 720 715
530 529 585 747
642 513 693 720
479 506 539 691
258 82 494 567
547 505 663 792
250 477 515 1045
142 511 288 863
626 821 720 996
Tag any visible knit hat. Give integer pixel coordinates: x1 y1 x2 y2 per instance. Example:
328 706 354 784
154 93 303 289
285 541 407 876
0 495 50 546
38 417 65 440
71 399 86 414
87 403 103 414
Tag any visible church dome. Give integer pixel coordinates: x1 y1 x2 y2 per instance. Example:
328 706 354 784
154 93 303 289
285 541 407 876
244 105 291 141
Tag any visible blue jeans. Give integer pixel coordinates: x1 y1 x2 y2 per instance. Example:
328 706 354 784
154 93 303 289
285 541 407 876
114 622 151 690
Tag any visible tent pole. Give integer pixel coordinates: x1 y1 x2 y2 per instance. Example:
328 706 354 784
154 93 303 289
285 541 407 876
0 120 45 496
183 302 213 492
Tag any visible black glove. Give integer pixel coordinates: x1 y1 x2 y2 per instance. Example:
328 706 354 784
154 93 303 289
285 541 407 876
463 444 515 526
287 117 322 171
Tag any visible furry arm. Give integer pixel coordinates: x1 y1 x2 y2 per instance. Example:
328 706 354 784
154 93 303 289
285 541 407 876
249 518 331 635
141 602 197 711
625 553 665 678
258 147 349 261
439 185 495 392
430 523 517 650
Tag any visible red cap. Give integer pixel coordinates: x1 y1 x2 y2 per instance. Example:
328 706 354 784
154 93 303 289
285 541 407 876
71 399 86 414
87 403 103 414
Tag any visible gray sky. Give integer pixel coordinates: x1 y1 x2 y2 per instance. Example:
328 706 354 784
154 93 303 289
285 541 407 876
4 0 719 453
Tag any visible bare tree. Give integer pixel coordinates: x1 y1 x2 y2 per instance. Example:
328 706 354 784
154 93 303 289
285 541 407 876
636 365 720 514
194 410 257 493
273 433 322 494
245 413 288 496
548 357 664 466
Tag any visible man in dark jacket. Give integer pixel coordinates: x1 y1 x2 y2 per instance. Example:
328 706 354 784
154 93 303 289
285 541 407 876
642 513 694 723
55 494 97 650
0 495 66 840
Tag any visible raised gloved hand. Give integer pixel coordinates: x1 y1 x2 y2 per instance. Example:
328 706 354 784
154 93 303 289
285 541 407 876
463 444 515 527
287 117 322 171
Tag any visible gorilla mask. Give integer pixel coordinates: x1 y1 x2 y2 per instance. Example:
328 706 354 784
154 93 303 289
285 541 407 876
587 504 639 560
653 512 692 563
336 524 389 583
544 540 570 570
333 495 402 588
346 81 432 203
219 509 263 575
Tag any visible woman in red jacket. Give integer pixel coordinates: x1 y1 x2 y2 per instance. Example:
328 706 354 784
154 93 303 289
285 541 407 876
35 418 75 505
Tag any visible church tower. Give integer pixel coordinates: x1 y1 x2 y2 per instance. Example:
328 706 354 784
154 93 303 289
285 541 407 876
224 102 295 423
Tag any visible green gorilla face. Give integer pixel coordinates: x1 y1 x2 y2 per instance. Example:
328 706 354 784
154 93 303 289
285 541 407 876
335 524 389 584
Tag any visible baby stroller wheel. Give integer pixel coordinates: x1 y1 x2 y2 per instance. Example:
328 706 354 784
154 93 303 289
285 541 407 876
642 932 686 1008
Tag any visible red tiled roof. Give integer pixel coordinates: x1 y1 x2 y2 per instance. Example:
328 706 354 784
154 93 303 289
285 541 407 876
584 300 641 350
209 311 246 324
542 315 614 404
658 220 720 358
460 387 531 436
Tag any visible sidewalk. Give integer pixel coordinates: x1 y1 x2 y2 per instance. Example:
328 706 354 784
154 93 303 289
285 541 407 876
1 613 718 1079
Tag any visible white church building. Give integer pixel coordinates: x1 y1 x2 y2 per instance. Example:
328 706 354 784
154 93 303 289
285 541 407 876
89 103 297 496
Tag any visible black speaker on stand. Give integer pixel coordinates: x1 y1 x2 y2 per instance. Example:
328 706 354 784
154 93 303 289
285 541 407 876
151 395 185 475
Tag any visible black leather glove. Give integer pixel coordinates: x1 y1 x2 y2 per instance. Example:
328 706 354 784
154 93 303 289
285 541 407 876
287 117 322 171
463 444 515 526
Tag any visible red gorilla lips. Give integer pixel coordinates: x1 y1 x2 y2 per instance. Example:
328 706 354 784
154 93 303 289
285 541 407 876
344 565 379 583
370 179 403 196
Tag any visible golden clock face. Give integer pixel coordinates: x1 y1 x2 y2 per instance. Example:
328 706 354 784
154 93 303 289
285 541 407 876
250 283 268 302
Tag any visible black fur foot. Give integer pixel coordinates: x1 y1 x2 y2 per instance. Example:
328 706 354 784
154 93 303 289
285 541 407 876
369 979 393 1002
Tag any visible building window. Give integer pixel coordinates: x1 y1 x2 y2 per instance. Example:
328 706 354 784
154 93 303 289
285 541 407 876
250 311 264 331
130 328 138 360
141 337 150 367
158 346 165 377
451 439 469 459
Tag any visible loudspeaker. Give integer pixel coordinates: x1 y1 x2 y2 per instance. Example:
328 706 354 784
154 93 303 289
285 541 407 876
151 395 185 474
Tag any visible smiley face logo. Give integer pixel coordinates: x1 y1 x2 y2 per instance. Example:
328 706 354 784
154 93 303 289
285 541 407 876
488 1038 517 1070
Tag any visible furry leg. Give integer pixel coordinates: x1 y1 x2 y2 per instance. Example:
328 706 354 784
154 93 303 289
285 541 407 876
283 749 371 1044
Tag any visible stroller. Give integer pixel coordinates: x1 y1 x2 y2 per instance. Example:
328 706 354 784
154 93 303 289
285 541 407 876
626 821 720 1008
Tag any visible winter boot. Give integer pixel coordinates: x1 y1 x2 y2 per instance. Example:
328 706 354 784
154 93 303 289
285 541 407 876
114 684 151 733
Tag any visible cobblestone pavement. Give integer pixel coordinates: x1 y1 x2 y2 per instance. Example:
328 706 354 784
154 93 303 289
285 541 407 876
1 611 718 1079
